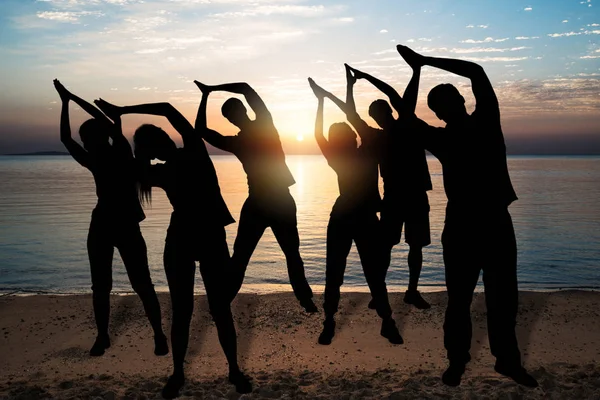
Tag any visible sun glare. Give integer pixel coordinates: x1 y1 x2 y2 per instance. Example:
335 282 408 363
296 134 304 141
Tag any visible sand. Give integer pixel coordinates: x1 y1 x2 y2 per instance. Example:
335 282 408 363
1 290 600 399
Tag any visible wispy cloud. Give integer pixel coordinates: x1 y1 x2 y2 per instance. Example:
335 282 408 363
515 36 540 40
461 37 509 43
524 7 533 11
36 10 104 22
548 29 600 37
463 56 529 62
451 46 529 54
209 5 332 18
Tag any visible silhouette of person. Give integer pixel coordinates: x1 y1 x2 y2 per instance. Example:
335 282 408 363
93 98 252 398
53 80 167 357
343 63 433 310
395 45 538 388
307 70 403 346
193 80 317 313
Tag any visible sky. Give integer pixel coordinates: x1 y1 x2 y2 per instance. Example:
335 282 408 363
0 0 599 154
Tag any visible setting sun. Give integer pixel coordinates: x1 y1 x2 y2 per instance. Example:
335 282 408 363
297 135 304 142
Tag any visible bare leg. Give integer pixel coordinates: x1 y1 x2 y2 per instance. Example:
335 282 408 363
87 216 114 356
118 225 167 355
161 239 195 399
229 197 267 302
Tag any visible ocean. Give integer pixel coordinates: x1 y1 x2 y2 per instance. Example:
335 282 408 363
0 155 599 294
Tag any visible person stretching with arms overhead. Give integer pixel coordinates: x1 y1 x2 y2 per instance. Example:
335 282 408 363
53 80 167 357
308 68 403 346
94 97 252 398
395 45 538 388
194 80 317 313
343 62 433 310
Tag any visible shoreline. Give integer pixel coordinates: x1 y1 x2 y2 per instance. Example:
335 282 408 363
1 290 600 398
2 286 599 297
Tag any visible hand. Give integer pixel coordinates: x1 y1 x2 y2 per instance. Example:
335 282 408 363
308 78 327 99
53 79 71 102
344 64 357 85
345 64 366 80
194 80 212 94
396 45 425 69
94 98 122 121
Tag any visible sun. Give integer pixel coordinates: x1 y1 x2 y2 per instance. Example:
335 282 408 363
296 134 304 141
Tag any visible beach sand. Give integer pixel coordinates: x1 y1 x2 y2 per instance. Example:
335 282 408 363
1 290 599 399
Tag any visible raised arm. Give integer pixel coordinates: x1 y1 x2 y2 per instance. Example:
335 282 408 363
89 99 133 154
402 67 421 115
318 80 373 143
54 79 90 168
192 80 237 153
399 45 499 115
205 82 271 121
63 87 112 125
308 78 331 158
96 100 195 141
346 64 405 114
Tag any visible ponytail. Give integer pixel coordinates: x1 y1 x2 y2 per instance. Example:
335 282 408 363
135 156 153 207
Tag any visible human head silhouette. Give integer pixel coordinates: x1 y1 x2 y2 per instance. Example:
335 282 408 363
79 119 111 153
222 98 250 128
427 83 467 124
368 100 395 130
133 124 176 162
328 122 357 153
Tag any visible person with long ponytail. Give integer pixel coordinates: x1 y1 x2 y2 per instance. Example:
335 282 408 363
94 98 252 399
53 80 167 358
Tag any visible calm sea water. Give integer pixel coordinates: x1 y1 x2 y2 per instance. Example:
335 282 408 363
0 155 599 294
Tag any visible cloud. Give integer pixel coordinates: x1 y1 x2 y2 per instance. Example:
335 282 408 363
562 20 568 23
515 36 540 40
461 37 509 43
463 56 530 62
451 46 529 54
36 10 104 22
372 48 396 55
548 30 600 37
495 77 600 116
210 5 331 18
524 7 533 11
380 29 388 33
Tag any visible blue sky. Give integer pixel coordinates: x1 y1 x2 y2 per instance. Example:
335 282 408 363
0 0 598 153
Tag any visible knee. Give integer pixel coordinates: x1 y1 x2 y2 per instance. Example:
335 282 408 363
91 280 112 295
209 305 232 324
131 281 155 296
285 253 303 268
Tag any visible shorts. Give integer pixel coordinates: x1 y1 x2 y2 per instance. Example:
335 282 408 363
380 191 431 247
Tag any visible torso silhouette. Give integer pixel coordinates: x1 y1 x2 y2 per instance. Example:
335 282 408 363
149 136 234 227
326 132 381 217
380 120 432 197
230 118 295 198
87 145 145 223
418 102 517 210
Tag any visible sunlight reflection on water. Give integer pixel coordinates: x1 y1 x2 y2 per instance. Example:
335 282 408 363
0 155 599 294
